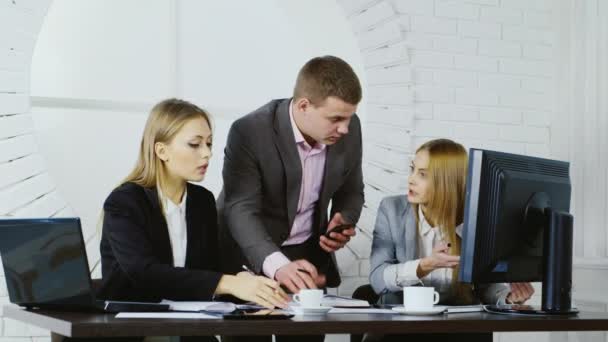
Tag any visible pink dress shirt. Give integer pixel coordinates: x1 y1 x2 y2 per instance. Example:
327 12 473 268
262 101 327 279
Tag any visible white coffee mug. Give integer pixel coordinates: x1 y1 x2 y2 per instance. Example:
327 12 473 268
293 289 323 308
403 286 439 310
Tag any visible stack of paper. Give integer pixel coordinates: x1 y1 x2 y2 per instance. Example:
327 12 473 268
117 301 238 319
444 305 483 313
116 312 219 319
328 308 395 314
159 300 236 313
322 295 370 308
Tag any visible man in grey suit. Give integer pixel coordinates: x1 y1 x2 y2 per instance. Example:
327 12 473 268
218 56 364 296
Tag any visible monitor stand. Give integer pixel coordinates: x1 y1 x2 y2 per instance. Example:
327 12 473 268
488 194 578 315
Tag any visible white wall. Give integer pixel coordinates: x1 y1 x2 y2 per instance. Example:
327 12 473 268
5 1 365 340
29 0 366 230
2 0 608 341
338 1 606 342
335 0 557 297
175 0 366 196
177 0 366 114
31 0 176 101
28 1 179 280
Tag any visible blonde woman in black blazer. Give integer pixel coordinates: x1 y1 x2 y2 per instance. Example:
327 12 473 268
98 99 288 320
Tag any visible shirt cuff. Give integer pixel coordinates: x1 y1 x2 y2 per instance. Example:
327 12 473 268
396 259 422 287
262 252 291 279
496 284 511 305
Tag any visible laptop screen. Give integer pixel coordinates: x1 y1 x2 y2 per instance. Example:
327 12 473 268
0 218 94 308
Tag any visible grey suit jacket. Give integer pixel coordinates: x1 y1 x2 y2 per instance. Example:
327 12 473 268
370 195 510 305
217 98 364 287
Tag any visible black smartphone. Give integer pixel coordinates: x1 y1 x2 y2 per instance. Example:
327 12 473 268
223 309 294 320
324 224 352 239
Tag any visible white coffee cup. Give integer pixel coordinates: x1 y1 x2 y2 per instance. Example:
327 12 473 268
403 286 439 310
293 289 323 308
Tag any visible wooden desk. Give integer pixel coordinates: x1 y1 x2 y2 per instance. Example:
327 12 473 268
4 306 608 340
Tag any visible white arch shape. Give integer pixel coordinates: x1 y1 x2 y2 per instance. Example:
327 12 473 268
0 0 420 338
0 0 412 246
0 1 69 220
0 0 414 316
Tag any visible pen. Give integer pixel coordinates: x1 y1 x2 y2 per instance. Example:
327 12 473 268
242 265 256 275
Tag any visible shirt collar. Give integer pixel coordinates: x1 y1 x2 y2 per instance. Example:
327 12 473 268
158 187 187 216
289 100 326 152
418 206 464 238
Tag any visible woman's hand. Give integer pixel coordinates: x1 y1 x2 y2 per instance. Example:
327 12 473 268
506 282 535 304
417 242 460 278
215 272 290 309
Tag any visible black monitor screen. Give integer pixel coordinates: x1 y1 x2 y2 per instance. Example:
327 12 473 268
459 149 571 284
0 218 93 307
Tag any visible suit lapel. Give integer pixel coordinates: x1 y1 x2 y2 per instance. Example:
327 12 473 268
184 184 200 268
403 203 418 260
143 186 174 265
317 142 344 231
273 99 302 231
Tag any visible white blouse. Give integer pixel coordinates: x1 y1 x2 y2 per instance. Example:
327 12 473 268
159 188 188 268
381 206 510 305
395 206 463 300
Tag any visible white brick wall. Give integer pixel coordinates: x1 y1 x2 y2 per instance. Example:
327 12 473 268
339 0 556 297
0 1 560 340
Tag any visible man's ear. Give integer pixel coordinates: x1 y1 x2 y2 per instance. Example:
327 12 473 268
155 142 169 162
294 97 311 114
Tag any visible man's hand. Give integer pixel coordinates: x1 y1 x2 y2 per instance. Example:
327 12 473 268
320 212 356 253
275 259 321 294
506 282 535 304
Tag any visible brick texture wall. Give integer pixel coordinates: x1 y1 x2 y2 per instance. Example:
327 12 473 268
335 0 555 296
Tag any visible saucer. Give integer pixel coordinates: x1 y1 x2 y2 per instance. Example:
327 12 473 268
291 306 332 315
392 306 446 315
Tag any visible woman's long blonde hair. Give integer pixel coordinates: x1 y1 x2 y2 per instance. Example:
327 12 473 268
413 138 474 304
96 99 211 240
121 98 212 192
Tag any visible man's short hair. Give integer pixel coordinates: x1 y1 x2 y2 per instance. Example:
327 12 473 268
293 55 362 106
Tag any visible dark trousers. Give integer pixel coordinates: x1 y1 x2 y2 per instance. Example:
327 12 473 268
281 236 331 277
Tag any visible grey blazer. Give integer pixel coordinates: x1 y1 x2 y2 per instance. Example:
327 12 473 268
369 195 509 304
217 98 364 287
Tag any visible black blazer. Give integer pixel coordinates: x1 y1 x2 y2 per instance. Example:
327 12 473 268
97 182 223 302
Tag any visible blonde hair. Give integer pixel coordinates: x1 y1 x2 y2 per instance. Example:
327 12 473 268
413 138 474 304
120 98 211 193
96 99 211 239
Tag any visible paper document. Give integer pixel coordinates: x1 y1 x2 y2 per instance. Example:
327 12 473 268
443 305 483 313
328 308 396 314
160 300 236 313
321 295 370 308
116 312 219 319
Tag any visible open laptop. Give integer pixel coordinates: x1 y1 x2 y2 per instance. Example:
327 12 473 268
0 217 168 313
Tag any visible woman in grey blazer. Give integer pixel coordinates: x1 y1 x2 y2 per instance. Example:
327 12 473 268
365 139 535 342
369 139 535 306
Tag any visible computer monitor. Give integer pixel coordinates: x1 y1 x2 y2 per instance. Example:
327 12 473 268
459 148 577 315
